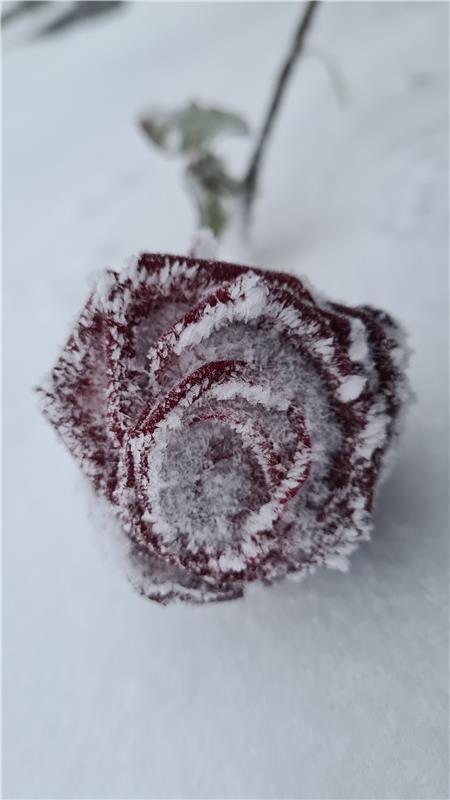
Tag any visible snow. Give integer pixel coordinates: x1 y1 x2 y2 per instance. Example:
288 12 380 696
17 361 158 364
190 227 218 260
348 317 369 363
3 2 449 799
336 373 366 402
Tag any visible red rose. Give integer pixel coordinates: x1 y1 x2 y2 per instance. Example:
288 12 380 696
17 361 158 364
39 254 411 603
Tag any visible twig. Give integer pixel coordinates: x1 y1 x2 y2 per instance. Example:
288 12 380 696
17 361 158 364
242 1 320 220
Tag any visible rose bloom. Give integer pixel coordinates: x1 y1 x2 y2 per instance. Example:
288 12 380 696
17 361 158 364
39 253 411 603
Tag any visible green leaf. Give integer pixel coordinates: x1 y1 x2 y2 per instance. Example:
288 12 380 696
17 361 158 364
186 155 241 237
186 153 242 195
139 102 249 154
199 192 229 238
185 153 242 237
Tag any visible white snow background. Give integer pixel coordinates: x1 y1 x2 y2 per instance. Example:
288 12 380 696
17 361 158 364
3 2 449 798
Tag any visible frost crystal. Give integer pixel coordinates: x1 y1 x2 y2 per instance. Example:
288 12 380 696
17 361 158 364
38 254 411 604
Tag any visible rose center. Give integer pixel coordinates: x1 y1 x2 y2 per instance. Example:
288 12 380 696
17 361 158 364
156 421 270 549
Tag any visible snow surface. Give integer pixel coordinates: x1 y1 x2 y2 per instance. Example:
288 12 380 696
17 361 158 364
3 2 449 798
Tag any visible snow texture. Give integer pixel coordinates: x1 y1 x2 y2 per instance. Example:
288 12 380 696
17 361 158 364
3 2 449 799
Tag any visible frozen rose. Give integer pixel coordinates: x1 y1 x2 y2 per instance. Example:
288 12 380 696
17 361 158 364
39 254 411 603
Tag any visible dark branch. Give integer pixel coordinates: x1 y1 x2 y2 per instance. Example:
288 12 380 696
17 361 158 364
242 1 320 219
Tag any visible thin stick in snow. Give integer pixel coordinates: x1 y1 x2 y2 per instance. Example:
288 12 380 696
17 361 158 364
242 1 320 221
